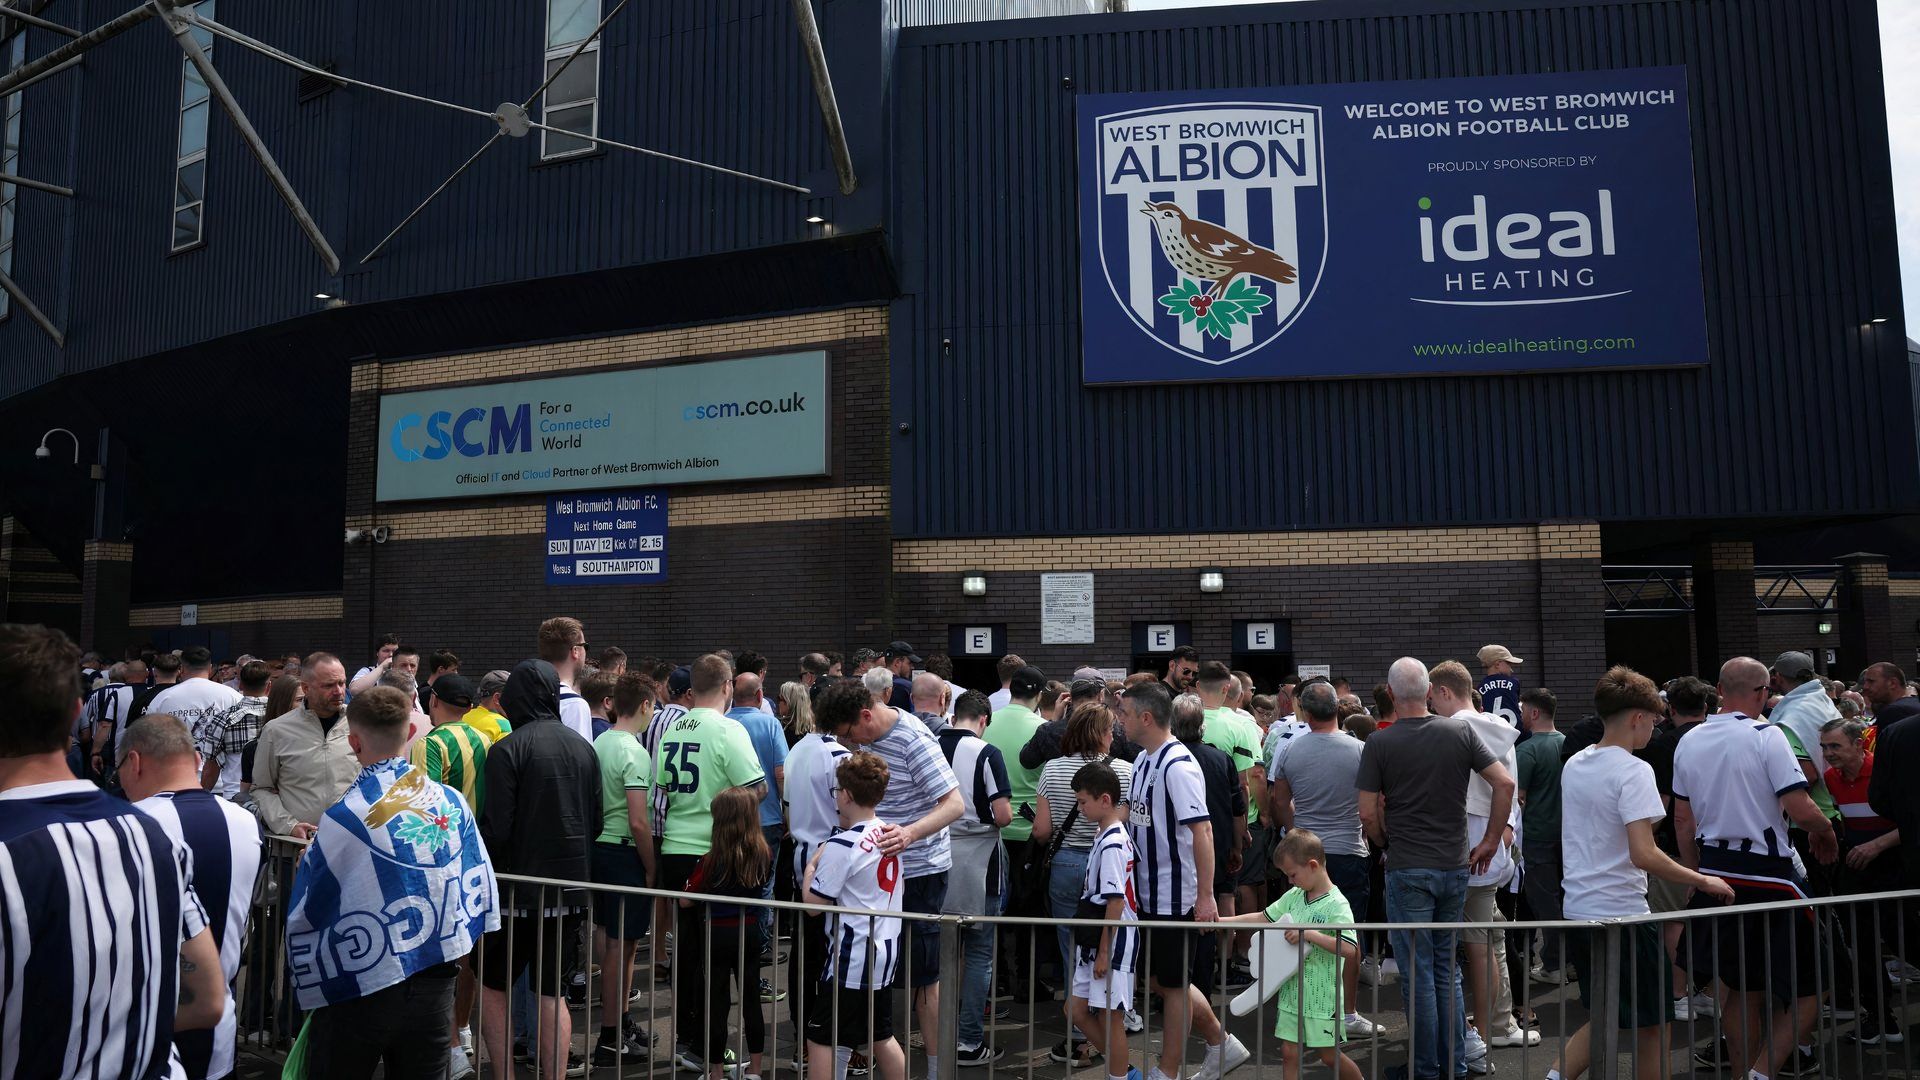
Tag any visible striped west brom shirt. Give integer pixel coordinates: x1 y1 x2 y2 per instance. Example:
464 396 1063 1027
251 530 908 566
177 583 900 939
1080 821 1140 970
558 683 594 742
134 790 264 1080
410 720 493 813
785 733 850 886
0 780 210 1080
1126 738 1211 917
813 820 903 990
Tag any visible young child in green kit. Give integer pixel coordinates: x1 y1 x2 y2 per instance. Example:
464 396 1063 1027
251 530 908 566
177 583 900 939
1216 829 1364 1080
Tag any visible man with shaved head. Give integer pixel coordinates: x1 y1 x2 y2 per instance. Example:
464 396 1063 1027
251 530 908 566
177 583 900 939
1357 656 1515 1080
911 670 951 734
1673 656 1837 1079
728 669 789 968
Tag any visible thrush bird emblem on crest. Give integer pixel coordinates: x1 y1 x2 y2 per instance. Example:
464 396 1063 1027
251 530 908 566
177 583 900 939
364 766 462 853
1141 202 1296 339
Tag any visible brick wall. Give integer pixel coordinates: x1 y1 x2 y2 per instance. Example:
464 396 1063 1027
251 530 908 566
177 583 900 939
1889 582 1920 672
125 596 347 660
1 516 80 640
340 307 892 677
892 522 1606 699
343 519 890 676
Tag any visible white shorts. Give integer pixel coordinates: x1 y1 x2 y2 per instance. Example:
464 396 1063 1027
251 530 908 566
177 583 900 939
1071 956 1135 1013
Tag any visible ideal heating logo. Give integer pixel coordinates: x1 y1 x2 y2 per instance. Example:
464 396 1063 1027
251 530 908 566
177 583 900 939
389 403 532 463
1411 189 1628 307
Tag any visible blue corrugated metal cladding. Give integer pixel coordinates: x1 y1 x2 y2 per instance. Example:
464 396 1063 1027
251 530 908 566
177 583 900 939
888 0 1911 537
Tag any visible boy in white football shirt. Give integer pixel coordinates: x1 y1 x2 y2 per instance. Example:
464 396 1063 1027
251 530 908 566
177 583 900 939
803 751 907 1080
1068 761 1142 1080
1549 666 1733 1080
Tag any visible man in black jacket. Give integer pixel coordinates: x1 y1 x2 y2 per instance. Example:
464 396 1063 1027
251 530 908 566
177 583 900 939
477 658 603 1080
1020 677 1141 771
1866 662 1920 887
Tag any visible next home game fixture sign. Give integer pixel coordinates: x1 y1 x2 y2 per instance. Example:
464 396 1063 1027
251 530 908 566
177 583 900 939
546 489 667 585
1077 67 1706 383
376 351 829 501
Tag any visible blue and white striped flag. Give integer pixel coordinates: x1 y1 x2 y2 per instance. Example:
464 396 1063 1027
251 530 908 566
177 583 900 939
285 758 500 1010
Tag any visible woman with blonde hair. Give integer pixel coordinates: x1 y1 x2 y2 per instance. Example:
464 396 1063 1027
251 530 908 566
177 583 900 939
779 680 814 746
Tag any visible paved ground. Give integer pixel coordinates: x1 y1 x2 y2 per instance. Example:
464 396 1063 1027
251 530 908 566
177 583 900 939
232 953 1920 1079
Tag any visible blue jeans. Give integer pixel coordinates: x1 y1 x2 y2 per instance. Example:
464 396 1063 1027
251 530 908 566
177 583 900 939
957 890 1001 1048
1049 847 1090 1040
760 824 785 945
1385 867 1470 1080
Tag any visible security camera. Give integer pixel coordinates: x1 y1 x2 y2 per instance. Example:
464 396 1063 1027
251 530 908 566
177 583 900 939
344 527 365 544
369 525 391 544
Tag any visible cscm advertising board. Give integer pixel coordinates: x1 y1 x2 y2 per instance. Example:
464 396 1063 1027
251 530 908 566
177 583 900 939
1077 67 1707 383
376 351 829 501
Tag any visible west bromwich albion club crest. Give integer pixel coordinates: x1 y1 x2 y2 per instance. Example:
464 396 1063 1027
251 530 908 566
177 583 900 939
1095 103 1327 366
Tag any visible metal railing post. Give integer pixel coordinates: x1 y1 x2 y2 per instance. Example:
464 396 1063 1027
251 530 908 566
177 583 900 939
939 916 962 1080
1593 923 1620 1080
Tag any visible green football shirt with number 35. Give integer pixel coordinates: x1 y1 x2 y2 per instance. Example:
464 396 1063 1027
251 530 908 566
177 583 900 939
653 706 767 856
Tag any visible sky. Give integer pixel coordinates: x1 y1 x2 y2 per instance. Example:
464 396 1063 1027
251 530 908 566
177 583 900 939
1130 0 1920 337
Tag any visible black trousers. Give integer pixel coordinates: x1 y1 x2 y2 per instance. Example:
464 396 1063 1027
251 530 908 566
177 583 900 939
661 853 707 1053
303 963 458 1080
705 921 766 1060
790 910 830 1035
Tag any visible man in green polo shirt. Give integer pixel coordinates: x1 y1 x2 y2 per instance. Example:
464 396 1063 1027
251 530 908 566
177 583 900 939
653 654 765 1072
1196 661 1260 969
986 665 1049 992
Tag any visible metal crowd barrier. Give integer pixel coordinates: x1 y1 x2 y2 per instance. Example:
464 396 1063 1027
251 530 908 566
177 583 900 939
238 836 1920 1080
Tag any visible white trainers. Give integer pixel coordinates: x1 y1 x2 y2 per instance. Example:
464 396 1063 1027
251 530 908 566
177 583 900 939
1463 1030 1490 1062
1187 1035 1250 1080
1675 992 1718 1021
1123 1006 1145 1033
1343 1013 1380 1037
1490 1023 1540 1048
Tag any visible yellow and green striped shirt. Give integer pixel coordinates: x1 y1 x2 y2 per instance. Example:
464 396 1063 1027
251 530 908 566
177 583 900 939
410 721 493 812
462 706 512 744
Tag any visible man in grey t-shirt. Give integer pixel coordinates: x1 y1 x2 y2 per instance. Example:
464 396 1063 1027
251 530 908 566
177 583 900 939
1356 658 1515 1080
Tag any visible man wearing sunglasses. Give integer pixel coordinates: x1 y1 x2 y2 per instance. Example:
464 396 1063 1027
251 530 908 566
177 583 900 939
540 616 595 742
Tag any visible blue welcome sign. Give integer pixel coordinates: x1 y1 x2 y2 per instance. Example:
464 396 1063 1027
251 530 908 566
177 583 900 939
1077 67 1707 383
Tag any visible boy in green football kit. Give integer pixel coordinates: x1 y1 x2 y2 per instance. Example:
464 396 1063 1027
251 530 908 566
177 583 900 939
1217 830 1364 1080
653 654 767 1073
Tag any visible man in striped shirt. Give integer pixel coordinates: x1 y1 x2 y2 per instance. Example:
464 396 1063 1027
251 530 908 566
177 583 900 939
407 672 494 1075
121 714 265 1080
818 675 964 1078
1118 681 1249 1080
411 673 492 812
0 623 226 1080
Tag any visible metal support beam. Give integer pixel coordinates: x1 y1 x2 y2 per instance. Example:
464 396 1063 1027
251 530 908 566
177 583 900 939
0 2 150 99
790 0 856 195
0 171 70 196
0 264 63 346
0 5 79 38
160 5 340 274
5 53 78 95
